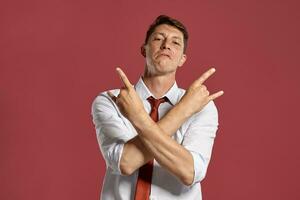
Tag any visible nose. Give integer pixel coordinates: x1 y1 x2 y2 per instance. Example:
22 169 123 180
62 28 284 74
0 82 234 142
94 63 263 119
160 39 171 50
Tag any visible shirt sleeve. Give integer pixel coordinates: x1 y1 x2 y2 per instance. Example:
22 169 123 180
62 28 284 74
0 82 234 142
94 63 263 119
181 100 219 185
91 91 136 175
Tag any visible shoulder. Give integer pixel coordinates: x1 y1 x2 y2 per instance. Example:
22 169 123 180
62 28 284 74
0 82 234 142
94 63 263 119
193 101 219 127
91 89 120 114
202 100 218 114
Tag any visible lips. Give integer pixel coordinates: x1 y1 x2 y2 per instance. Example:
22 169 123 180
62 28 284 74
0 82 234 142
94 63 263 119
157 52 171 59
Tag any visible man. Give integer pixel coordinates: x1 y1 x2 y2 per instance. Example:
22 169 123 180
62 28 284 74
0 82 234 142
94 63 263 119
91 15 224 200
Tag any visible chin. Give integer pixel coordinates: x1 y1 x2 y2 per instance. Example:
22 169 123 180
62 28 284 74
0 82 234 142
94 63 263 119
156 66 177 76
146 60 177 75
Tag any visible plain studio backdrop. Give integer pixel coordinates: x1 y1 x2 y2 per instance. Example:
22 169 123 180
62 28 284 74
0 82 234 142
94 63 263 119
1 0 299 199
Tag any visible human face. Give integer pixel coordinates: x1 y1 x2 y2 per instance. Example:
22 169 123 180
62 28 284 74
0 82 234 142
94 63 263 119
142 24 187 76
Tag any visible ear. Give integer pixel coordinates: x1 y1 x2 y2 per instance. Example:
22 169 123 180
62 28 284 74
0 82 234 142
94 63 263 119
178 54 187 67
140 45 146 57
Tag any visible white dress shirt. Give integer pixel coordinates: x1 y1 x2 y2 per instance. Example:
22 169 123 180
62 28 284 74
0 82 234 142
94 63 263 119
91 77 219 200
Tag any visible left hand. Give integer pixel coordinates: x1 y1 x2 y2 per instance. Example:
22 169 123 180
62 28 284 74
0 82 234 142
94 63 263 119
179 68 224 116
107 67 147 123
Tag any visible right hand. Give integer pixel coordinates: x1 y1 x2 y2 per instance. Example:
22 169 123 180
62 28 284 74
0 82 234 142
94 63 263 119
107 67 148 123
179 68 224 116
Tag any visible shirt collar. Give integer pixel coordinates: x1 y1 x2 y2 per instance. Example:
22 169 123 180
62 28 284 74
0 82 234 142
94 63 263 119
134 77 179 105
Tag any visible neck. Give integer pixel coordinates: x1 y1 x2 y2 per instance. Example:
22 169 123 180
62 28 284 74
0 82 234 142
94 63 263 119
142 71 176 98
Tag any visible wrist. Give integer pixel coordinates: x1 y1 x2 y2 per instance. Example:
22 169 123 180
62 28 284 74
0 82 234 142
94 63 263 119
175 100 195 119
131 111 153 131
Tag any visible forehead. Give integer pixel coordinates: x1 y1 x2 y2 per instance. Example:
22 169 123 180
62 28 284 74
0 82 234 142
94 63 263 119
151 24 184 40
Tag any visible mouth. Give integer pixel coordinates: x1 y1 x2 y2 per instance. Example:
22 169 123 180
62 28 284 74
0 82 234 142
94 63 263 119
157 53 171 59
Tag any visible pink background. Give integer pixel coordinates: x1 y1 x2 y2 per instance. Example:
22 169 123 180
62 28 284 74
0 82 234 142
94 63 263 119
1 0 299 199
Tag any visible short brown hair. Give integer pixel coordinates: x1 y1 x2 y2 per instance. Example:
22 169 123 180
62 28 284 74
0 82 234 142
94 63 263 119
144 15 189 53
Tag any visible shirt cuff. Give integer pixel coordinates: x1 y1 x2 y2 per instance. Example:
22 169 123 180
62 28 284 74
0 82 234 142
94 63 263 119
190 151 208 185
106 142 125 175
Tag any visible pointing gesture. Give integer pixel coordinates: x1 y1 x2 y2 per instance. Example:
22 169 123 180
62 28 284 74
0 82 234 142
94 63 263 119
107 67 147 122
180 67 224 116
116 67 134 89
196 68 224 101
195 68 216 86
107 67 223 122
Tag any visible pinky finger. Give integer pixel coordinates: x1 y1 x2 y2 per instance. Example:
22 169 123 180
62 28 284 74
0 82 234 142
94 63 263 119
208 90 224 101
107 91 117 102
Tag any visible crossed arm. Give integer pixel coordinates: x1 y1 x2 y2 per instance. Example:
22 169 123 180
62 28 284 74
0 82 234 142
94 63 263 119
107 68 223 186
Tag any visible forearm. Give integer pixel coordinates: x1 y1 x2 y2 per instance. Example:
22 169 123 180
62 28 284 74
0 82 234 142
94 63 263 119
157 101 191 136
120 102 191 174
113 67 222 184
120 102 194 185
133 114 194 185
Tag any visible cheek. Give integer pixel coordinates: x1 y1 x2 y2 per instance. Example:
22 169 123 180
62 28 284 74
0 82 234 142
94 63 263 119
174 52 182 61
146 46 155 56
150 43 160 51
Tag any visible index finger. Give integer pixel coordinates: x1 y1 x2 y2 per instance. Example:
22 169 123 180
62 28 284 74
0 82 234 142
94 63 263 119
195 68 216 85
116 67 133 88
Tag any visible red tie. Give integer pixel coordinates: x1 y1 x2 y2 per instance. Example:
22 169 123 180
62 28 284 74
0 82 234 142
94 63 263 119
134 96 167 200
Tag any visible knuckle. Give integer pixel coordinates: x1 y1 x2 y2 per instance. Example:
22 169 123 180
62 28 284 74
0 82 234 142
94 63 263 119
119 89 126 96
188 85 195 91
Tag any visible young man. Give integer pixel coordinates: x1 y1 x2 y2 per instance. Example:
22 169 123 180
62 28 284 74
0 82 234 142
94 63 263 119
91 15 223 200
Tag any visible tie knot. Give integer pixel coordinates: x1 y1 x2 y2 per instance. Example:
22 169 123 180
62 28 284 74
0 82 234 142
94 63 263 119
147 96 168 109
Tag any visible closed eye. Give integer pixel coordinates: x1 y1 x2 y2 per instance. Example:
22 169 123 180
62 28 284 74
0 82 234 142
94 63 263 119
173 41 180 45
